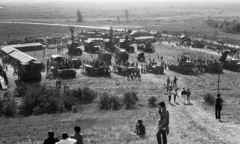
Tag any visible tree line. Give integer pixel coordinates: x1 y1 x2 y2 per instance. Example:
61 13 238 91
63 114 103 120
206 17 240 34
76 9 130 23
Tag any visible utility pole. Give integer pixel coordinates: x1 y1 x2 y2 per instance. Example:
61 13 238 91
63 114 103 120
217 69 220 94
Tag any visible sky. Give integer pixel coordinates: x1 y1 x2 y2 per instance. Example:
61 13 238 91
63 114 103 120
1 0 238 3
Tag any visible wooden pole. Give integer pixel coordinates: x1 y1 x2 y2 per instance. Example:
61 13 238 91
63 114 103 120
217 69 220 94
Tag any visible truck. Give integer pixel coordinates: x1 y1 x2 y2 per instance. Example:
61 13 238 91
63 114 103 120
84 40 100 53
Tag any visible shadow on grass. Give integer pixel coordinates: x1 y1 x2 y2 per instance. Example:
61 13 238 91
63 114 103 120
169 103 175 106
184 102 193 106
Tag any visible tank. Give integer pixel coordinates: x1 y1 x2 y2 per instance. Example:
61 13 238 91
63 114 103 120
205 62 223 73
223 60 240 72
83 60 111 76
219 51 240 72
115 48 129 64
169 55 200 75
98 49 112 65
146 62 164 74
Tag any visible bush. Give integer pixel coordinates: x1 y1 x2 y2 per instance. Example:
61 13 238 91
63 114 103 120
13 84 27 97
19 84 77 116
110 96 122 110
0 92 16 117
19 84 98 116
83 87 97 104
71 88 82 100
204 93 215 105
99 93 122 110
99 92 112 110
123 92 138 110
148 96 157 107
20 84 62 116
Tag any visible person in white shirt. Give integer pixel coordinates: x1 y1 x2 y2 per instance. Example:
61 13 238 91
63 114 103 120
56 132 77 144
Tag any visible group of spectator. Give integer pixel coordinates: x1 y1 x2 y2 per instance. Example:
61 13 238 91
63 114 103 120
43 126 83 144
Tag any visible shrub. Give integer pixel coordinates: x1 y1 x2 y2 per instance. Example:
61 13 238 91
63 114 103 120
20 84 61 116
123 92 138 110
148 96 157 107
110 95 122 110
99 92 112 110
13 84 27 97
99 93 122 110
0 92 16 117
204 93 215 105
62 90 78 111
83 87 97 104
71 88 83 102
19 84 97 116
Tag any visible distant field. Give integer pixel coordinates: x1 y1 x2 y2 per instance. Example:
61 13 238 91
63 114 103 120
0 1 240 42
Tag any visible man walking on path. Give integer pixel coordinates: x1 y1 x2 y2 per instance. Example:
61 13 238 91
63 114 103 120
186 88 191 104
173 76 178 87
181 88 187 104
215 94 223 121
166 77 170 92
157 102 169 144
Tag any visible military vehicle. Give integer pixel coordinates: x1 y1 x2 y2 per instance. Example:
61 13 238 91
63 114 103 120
192 40 204 48
83 60 111 76
98 49 112 65
146 62 164 74
119 37 134 52
83 40 100 53
1 46 44 81
205 62 223 73
67 26 82 54
115 48 129 64
17 60 43 81
135 36 155 52
104 39 117 52
114 60 138 76
169 55 200 75
49 54 76 78
220 51 240 72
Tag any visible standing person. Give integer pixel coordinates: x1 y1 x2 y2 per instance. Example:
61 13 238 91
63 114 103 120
173 76 178 87
173 88 178 104
156 102 169 144
181 88 187 104
71 126 83 144
168 85 172 103
43 130 59 144
56 133 77 144
186 88 191 104
166 77 170 92
215 94 223 121
163 83 166 94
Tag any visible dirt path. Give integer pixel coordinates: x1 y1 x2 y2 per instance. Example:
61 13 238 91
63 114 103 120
143 68 240 144
165 95 240 144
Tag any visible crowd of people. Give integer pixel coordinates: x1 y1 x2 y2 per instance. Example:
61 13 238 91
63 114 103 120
43 126 83 144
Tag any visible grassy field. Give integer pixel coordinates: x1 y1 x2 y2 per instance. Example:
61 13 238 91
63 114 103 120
1 43 240 143
1 1 240 143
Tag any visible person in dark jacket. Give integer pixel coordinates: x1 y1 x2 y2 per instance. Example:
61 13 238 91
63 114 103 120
157 102 169 144
181 88 187 104
43 130 59 144
71 126 83 144
215 94 223 121
135 119 146 136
